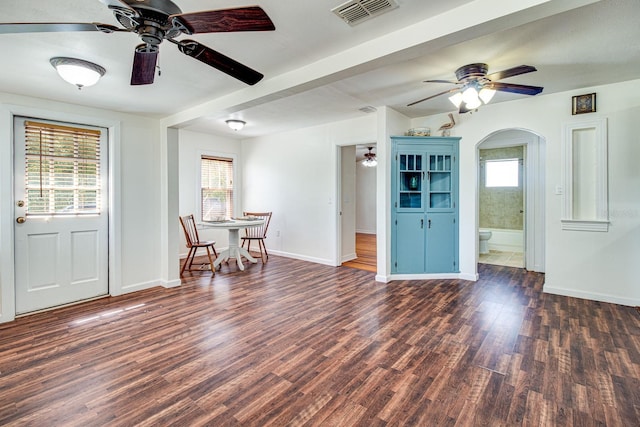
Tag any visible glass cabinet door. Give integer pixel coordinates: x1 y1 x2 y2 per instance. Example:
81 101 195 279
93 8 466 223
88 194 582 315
398 153 423 209
428 154 452 210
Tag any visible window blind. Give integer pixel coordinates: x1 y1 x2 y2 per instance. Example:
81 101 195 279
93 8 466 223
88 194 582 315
201 156 234 220
24 120 101 215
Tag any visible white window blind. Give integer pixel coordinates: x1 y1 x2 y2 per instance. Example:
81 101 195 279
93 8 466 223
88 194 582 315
201 156 234 221
24 120 101 215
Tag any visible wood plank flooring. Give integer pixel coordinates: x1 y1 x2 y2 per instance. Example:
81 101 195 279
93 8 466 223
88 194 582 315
342 233 376 272
1 257 639 426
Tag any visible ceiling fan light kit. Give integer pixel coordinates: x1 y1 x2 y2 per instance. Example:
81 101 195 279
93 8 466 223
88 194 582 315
50 57 106 89
362 146 377 167
409 62 543 113
226 119 246 131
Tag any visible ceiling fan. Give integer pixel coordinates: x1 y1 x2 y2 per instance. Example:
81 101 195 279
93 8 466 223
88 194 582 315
0 0 275 86
407 63 543 113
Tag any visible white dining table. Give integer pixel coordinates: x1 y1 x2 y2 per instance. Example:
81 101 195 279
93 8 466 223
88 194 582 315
200 218 265 271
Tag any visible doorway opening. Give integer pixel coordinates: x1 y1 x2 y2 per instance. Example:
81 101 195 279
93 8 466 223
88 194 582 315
476 129 545 272
339 144 377 273
478 146 525 268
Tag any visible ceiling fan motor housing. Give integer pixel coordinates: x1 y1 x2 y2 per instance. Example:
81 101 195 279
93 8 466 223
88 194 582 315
121 0 182 16
114 0 184 45
455 63 488 81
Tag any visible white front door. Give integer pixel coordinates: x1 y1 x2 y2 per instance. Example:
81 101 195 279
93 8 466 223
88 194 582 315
13 117 109 314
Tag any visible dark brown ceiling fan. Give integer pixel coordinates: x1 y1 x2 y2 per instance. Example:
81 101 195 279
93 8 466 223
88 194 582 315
408 63 543 113
0 0 275 86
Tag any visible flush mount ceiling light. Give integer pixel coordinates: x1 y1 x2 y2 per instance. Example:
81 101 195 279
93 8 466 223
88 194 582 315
226 119 246 131
362 146 377 167
50 57 105 89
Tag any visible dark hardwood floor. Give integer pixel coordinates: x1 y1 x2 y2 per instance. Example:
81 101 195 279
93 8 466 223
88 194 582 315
1 257 639 426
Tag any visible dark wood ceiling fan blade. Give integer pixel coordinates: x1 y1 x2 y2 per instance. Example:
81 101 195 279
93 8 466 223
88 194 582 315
424 79 460 84
130 47 158 85
407 88 459 107
0 22 122 34
177 40 263 85
171 7 275 34
488 82 543 95
487 65 537 81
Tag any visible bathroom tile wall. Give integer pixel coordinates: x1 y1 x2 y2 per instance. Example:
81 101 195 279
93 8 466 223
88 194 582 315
479 146 524 230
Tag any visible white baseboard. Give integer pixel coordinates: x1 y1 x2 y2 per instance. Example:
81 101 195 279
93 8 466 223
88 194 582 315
355 229 376 234
543 283 640 307
268 249 336 266
162 279 182 289
377 272 477 282
120 279 162 294
0 312 15 324
342 252 357 263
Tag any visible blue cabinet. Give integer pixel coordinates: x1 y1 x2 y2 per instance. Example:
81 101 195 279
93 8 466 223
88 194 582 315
391 136 459 273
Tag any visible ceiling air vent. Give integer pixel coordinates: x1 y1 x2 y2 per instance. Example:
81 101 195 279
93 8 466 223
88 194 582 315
332 0 399 26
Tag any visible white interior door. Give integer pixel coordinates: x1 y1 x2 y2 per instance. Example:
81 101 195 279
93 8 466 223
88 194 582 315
14 117 108 314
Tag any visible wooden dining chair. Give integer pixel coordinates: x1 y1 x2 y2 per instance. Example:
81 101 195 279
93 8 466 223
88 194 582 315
241 211 272 263
179 214 218 276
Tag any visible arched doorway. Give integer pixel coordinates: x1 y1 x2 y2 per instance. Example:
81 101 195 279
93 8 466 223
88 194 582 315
476 129 545 272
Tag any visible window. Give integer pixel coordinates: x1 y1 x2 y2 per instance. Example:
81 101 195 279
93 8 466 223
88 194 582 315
24 120 101 215
201 156 234 221
485 159 519 187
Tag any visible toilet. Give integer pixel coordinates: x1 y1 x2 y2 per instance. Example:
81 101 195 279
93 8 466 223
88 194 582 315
479 229 492 254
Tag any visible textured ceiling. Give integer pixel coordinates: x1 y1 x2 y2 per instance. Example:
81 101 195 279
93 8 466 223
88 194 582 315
0 0 638 138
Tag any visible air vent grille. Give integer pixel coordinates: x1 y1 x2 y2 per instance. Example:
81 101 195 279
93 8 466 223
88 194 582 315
332 0 399 26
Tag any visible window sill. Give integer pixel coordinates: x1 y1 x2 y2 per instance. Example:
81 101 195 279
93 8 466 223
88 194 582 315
561 219 609 232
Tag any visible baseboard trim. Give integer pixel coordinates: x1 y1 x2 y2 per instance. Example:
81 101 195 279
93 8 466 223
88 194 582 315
375 271 477 283
161 279 182 289
121 280 162 294
355 229 376 234
341 252 357 263
268 250 335 267
543 283 640 307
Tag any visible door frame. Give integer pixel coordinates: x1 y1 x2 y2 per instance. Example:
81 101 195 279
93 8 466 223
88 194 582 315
334 142 378 267
0 104 122 323
476 129 546 272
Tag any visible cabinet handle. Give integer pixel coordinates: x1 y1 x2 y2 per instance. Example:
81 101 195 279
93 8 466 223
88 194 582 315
421 219 423 229
428 219 432 228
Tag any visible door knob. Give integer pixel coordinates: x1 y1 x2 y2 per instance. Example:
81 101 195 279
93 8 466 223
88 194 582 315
16 217 26 224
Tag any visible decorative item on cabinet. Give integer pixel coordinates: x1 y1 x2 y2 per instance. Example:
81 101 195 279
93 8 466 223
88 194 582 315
438 113 456 136
406 127 430 136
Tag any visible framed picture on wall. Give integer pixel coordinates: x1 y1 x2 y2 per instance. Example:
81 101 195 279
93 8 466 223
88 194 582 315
572 93 596 115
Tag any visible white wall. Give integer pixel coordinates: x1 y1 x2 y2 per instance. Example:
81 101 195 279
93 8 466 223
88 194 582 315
0 92 162 322
356 163 376 234
177 129 241 255
376 106 412 281
341 145 356 262
241 115 377 266
412 79 640 306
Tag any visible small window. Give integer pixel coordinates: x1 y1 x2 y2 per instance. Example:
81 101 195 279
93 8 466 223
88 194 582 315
485 159 519 187
24 120 102 215
201 156 234 221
